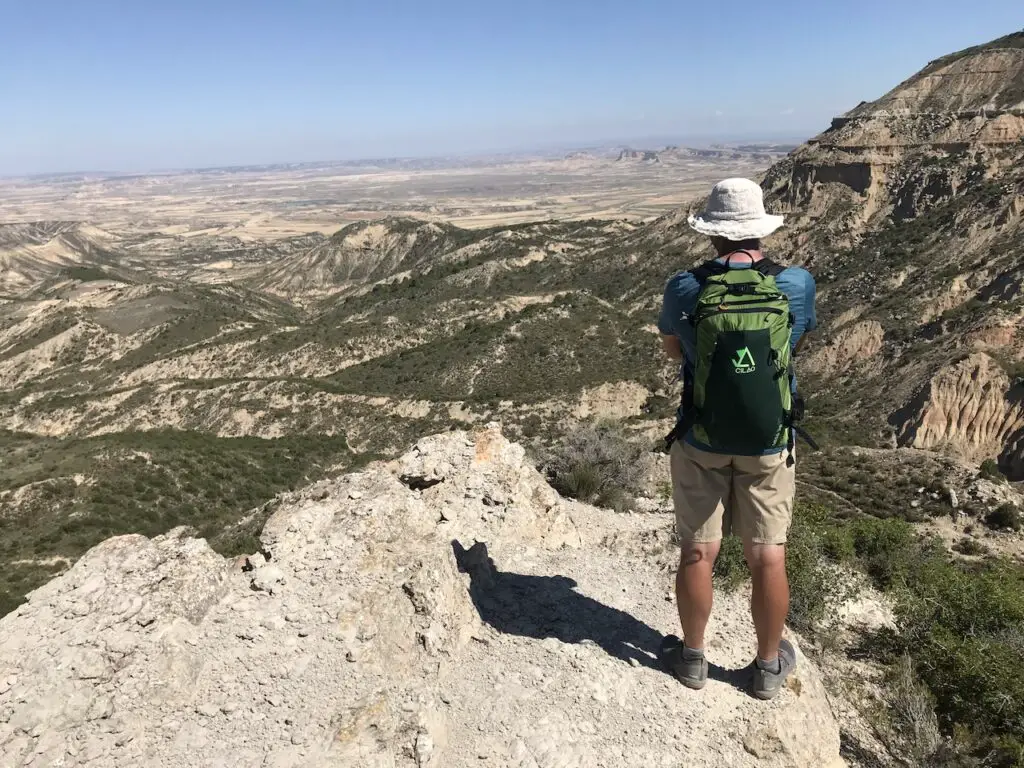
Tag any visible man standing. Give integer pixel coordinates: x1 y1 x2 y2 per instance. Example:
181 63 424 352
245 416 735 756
657 178 817 699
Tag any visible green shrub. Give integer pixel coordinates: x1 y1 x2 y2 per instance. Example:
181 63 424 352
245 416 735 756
519 414 543 439
979 459 1007 483
821 526 856 563
655 481 672 502
952 537 989 556
894 558 1024 744
784 505 1024 755
703 488 1024 755
712 536 747 590
557 462 602 502
711 502 855 632
0 429 356 615
985 503 1022 532
847 516 917 590
596 486 633 513
799 447 954 522
785 503 854 632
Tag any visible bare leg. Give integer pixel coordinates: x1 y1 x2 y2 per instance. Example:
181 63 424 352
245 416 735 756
744 542 789 661
675 541 721 649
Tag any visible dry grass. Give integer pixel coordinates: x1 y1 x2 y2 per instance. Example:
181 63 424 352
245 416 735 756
880 655 943 766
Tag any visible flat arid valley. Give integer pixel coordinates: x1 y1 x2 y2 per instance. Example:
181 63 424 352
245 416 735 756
0 143 789 231
1 22 1024 768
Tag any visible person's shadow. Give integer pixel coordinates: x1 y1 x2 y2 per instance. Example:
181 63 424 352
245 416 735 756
452 539 751 692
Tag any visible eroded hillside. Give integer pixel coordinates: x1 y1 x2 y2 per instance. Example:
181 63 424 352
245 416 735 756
2 31 1024 617
762 31 1024 471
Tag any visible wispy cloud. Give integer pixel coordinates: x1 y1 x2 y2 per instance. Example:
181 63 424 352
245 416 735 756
714 110 724 117
780 108 795 115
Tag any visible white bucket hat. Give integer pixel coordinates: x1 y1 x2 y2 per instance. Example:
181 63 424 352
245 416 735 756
687 178 784 240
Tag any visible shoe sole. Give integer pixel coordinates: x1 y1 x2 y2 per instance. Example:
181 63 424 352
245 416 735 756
678 674 707 690
752 686 780 700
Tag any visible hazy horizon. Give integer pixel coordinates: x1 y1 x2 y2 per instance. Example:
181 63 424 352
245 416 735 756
1 130 810 179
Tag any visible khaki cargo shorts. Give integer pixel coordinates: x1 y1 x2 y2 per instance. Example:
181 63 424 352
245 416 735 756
669 440 795 545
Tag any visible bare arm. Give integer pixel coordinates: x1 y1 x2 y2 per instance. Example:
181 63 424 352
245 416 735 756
661 334 683 361
794 331 813 357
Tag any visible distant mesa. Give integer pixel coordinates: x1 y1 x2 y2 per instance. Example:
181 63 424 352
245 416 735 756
613 145 794 165
754 28 1024 477
616 148 661 162
562 150 597 160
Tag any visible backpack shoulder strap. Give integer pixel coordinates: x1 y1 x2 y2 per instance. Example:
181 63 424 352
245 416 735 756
753 259 785 278
689 259 727 285
691 257 785 282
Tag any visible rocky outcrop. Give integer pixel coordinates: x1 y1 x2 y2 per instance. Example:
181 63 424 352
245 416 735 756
753 32 1024 474
573 381 650 420
764 34 1024 225
892 353 1024 476
0 426 844 768
804 320 884 376
813 42 1024 155
616 149 660 162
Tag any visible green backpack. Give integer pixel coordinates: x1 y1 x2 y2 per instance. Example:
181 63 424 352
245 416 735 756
684 257 798 455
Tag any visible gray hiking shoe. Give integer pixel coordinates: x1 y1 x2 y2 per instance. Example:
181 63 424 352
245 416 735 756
659 635 708 690
752 638 797 700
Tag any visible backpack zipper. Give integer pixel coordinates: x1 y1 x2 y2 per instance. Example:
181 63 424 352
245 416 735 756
693 306 785 327
711 293 786 305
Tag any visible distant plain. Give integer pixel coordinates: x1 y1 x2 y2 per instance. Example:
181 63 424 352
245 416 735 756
0 144 792 235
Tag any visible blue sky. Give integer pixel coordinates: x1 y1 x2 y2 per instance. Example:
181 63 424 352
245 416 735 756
2 0 1022 174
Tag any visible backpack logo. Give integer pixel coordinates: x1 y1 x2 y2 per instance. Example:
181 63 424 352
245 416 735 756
732 347 756 374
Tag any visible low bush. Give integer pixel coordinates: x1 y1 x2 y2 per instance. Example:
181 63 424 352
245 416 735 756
891 556 1024 759
557 462 602 503
879 654 943 765
985 503 1022 532
799 447 955 522
979 458 1007 483
952 537 990 556
655 481 672 502
846 515 917 590
711 502 853 632
712 536 747 590
541 421 647 510
785 503 854 632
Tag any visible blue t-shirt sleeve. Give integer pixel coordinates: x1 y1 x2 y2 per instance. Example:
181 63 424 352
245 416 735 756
803 271 817 332
658 272 700 337
657 285 677 336
777 267 817 335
